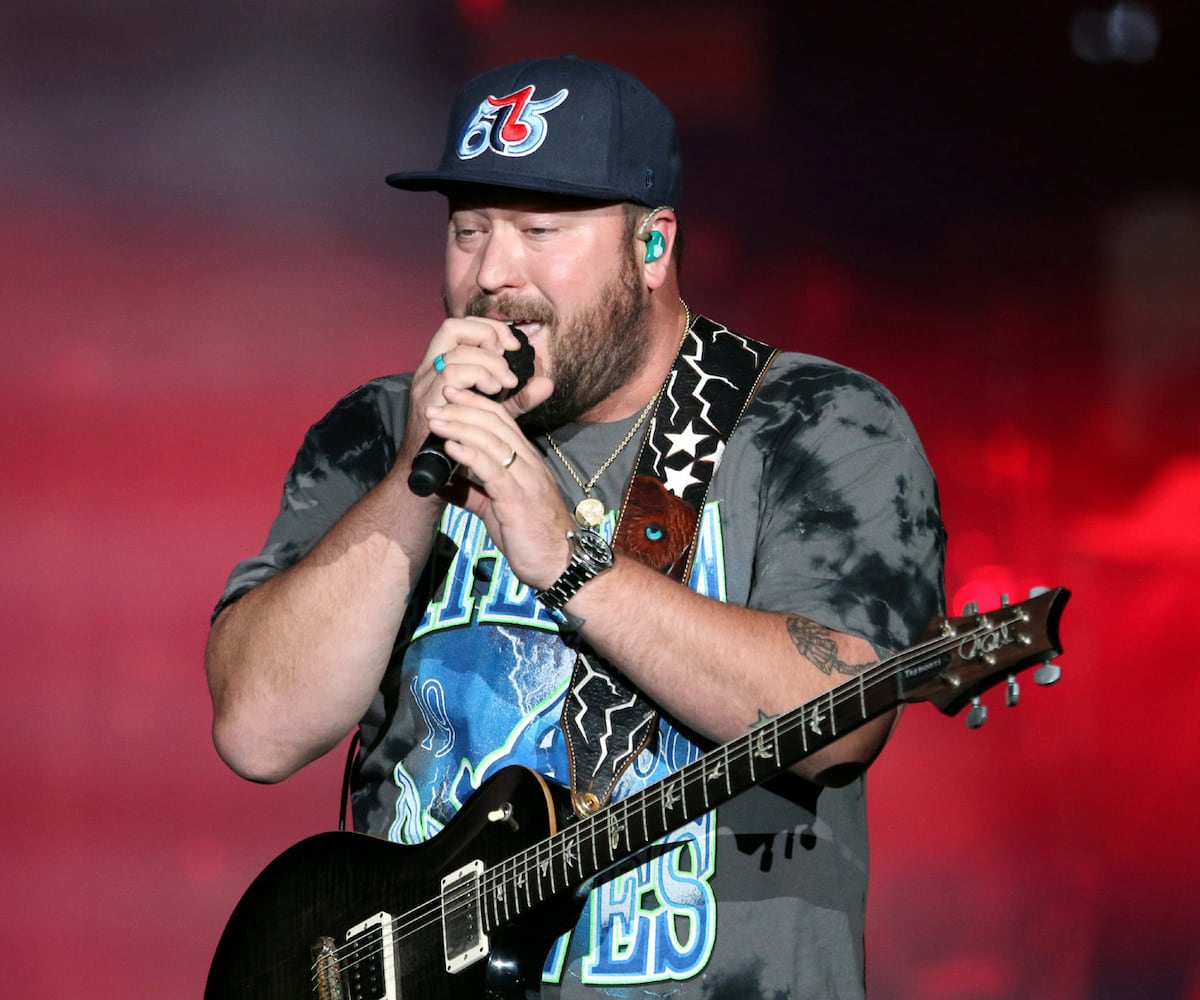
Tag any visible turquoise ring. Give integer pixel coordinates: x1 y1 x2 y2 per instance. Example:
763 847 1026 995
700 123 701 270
433 353 446 373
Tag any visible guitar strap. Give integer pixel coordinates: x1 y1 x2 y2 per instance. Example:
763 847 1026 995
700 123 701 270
560 315 778 816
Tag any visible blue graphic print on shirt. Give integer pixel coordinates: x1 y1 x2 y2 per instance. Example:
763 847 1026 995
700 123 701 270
389 501 727 989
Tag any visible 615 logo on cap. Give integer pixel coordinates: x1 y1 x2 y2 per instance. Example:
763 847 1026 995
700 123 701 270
456 84 569 160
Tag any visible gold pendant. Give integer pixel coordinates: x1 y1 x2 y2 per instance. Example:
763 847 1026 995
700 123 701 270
574 496 605 528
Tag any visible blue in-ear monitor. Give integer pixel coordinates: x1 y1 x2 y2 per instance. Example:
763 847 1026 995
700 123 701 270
644 230 665 262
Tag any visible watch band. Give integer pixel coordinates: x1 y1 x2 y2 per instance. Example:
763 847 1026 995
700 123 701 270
537 529 613 612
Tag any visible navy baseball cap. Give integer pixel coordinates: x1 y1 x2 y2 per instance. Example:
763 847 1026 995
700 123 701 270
386 56 681 207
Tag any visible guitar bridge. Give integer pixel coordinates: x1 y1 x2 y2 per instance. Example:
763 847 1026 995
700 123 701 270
311 937 345 1000
441 859 489 973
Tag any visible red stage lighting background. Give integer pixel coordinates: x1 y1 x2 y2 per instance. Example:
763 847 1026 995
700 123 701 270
4 4 1198 998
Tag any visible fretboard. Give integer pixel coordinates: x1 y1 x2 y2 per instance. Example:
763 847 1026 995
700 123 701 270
478 654 907 930
472 588 1068 932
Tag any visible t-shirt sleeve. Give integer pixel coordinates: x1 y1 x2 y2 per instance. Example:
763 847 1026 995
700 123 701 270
749 362 946 653
211 376 410 621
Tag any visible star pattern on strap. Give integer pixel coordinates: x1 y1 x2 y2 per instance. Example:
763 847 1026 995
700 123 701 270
662 463 702 497
664 420 709 459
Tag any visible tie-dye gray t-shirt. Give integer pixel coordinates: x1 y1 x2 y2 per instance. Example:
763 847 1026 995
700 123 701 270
216 324 945 999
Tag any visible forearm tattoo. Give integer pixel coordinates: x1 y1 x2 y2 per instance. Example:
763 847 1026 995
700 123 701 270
785 615 865 677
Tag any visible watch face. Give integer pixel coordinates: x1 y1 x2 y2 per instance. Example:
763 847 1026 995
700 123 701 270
576 529 614 567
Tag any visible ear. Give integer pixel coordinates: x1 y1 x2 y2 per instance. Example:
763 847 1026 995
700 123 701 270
636 207 677 290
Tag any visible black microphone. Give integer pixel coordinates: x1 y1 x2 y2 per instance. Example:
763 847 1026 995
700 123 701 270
408 325 535 497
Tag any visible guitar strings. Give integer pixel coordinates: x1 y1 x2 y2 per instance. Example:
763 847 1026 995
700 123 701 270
319 612 1015 983
317 609 1028 984
321 611 1014 984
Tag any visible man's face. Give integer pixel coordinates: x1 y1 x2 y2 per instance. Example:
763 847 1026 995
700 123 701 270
443 192 648 427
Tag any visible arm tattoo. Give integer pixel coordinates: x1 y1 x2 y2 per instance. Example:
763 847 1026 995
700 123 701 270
561 609 587 632
785 615 865 677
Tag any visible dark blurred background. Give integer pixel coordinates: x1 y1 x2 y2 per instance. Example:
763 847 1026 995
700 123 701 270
3 1 1198 996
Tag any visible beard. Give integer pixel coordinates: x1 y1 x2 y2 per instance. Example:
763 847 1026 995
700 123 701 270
456 249 649 429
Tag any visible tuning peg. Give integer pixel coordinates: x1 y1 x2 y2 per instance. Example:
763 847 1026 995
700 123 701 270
961 601 979 616
1034 657 1062 686
1001 594 1010 607
966 696 988 729
1005 674 1020 707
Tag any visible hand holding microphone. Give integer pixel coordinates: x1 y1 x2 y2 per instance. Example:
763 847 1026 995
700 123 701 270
408 325 536 497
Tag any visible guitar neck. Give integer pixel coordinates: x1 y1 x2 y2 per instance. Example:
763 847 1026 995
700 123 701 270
479 658 901 930
478 587 1068 931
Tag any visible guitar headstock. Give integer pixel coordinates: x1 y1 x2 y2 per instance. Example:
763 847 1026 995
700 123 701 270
898 587 1071 723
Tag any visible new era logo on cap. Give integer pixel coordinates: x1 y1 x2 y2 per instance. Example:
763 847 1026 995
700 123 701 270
387 56 681 208
457 84 570 159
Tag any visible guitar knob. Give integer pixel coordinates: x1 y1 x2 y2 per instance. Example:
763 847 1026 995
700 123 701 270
966 697 988 729
1005 674 1020 707
1033 657 1062 686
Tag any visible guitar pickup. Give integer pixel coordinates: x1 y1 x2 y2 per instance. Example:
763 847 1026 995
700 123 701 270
342 911 399 1000
441 859 489 973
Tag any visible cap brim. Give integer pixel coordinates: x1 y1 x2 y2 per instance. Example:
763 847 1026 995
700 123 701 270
385 170 651 205
384 171 451 191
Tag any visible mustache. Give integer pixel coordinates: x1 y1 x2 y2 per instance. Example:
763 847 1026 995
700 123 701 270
464 293 556 327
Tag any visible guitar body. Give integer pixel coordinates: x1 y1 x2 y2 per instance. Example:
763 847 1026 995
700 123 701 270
205 767 579 1000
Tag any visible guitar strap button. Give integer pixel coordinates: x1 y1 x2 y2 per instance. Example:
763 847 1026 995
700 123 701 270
572 791 602 816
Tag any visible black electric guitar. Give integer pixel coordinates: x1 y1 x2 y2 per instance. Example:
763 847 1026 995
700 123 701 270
206 587 1070 1000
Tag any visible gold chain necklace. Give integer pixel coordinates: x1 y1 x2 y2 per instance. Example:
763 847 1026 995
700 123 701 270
547 390 660 527
546 300 692 528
